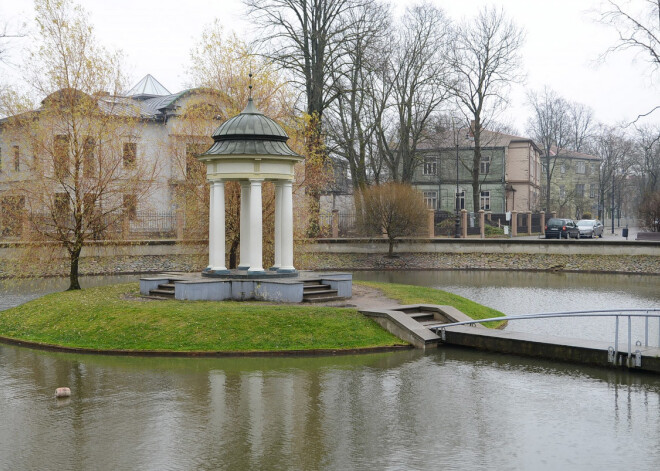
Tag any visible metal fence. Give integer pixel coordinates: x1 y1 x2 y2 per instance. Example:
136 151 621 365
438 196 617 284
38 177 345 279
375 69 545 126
129 211 176 236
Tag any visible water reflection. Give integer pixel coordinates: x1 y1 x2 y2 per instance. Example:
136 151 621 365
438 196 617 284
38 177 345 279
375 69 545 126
2 345 660 470
2 271 660 469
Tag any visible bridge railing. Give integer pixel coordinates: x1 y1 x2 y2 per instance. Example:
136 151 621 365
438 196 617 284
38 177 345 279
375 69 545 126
427 309 660 367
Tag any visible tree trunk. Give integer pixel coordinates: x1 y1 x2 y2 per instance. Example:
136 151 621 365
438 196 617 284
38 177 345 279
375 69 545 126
68 246 82 291
388 238 395 257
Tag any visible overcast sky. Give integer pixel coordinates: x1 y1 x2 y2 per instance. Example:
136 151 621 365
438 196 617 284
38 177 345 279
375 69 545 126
1 0 658 132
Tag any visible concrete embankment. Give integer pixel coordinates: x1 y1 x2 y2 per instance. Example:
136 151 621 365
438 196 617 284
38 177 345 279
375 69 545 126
361 304 660 373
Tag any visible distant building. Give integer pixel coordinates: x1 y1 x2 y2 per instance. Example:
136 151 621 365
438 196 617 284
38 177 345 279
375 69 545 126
0 75 222 237
541 149 601 219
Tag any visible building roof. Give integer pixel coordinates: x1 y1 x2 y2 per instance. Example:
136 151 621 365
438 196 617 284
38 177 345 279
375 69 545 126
125 74 171 99
547 146 600 161
203 98 300 157
419 128 541 153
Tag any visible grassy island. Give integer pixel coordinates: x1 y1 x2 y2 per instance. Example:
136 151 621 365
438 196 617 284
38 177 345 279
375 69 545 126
0 281 505 354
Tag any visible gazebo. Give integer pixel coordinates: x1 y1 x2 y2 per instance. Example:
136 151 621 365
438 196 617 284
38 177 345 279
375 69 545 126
198 97 303 277
139 95 352 302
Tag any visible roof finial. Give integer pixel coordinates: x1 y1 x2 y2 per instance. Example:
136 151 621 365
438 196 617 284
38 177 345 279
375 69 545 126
248 66 253 99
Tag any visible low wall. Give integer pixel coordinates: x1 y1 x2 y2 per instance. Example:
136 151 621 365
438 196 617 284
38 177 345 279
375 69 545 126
2 237 659 277
0 240 208 277
308 238 660 256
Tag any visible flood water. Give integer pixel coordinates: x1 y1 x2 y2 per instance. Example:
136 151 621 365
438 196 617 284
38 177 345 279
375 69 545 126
1 271 660 470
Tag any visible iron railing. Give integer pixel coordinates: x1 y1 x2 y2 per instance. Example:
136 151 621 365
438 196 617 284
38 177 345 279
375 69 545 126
428 309 660 367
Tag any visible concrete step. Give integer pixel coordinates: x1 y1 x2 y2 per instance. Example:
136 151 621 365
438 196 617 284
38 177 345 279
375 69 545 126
158 283 175 289
408 312 436 321
303 284 331 291
303 280 324 286
303 296 344 303
149 289 175 298
304 289 339 299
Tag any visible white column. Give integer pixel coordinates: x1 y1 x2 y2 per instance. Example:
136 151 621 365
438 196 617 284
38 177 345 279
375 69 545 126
208 180 228 272
271 182 283 270
279 180 295 273
238 181 251 270
248 179 264 273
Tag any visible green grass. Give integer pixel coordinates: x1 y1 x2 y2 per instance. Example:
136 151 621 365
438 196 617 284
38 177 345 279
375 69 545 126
0 281 504 353
0 283 405 352
356 281 506 328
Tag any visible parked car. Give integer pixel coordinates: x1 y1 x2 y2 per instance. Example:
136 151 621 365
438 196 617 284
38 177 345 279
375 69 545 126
545 218 580 239
576 219 604 238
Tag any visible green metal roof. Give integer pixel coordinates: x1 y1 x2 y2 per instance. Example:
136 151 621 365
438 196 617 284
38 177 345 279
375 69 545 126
203 98 300 157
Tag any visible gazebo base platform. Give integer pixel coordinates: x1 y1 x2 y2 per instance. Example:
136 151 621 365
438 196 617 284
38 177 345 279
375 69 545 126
202 268 299 279
139 271 352 303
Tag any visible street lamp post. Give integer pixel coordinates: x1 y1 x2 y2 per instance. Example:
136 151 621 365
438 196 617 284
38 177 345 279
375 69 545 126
611 172 615 234
455 142 461 238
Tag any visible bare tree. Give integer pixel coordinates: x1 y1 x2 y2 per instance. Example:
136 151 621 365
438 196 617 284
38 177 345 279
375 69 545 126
243 0 370 235
325 0 390 190
599 0 660 120
358 182 427 257
449 6 525 212
244 0 370 121
634 124 660 194
592 124 635 221
567 101 595 152
375 2 452 183
526 87 572 212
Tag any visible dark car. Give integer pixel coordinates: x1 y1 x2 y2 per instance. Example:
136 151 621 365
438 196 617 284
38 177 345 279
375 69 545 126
576 219 604 238
545 218 580 239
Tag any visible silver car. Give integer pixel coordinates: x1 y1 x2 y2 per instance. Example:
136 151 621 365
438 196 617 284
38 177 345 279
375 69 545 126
577 219 604 238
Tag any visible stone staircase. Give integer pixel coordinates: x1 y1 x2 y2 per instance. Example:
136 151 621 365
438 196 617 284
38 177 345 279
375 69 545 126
147 281 176 299
399 306 451 327
302 279 343 303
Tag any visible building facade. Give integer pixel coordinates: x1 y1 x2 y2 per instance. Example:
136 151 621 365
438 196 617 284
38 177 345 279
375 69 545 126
541 150 601 219
0 75 222 238
412 129 542 214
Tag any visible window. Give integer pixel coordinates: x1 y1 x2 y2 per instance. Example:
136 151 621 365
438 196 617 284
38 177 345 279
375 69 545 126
423 191 437 209
123 194 137 220
54 192 69 220
559 185 566 199
54 135 69 179
480 191 491 210
83 137 95 178
576 161 586 174
123 142 137 167
480 154 490 174
186 143 205 179
575 184 584 198
13 146 19 172
589 184 597 198
456 190 465 211
1 196 25 236
560 163 566 174
592 162 599 174
423 156 437 176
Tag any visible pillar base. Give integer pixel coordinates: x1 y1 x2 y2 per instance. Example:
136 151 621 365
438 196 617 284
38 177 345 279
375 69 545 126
277 267 297 274
269 266 281 271
237 265 251 270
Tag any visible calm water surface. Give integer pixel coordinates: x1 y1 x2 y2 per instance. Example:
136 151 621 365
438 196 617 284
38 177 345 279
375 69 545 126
1 271 659 470
354 270 660 343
